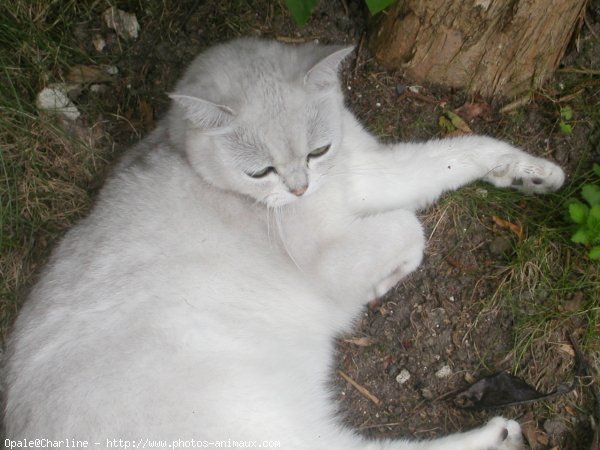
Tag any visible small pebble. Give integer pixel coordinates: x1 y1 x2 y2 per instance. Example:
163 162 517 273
36 85 80 121
396 84 407 95
435 365 452 379
464 372 476 384
475 188 488 198
543 417 569 440
420 388 434 400
396 369 411 384
92 34 106 52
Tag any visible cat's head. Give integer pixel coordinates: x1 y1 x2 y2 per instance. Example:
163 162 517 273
168 38 353 207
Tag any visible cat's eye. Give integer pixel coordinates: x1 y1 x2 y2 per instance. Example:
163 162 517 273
247 166 276 179
307 144 331 160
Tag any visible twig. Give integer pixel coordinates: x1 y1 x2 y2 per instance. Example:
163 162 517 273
584 9 600 42
352 33 365 78
359 421 407 430
557 67 600 75
337 370 381 406
275 36 314 43
499 94 532 114
401 91 440 105
340 0 349 16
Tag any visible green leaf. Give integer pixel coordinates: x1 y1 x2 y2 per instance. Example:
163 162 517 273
587 206 600 243
593 163 600 177
571 228 590 244
582 184 600 206
569 201 589 224
560 105 573 121
445 111 472 133
285 0 319 25
365 0 397 14
589 246 600 260
559 121 573 135
439 115 456 133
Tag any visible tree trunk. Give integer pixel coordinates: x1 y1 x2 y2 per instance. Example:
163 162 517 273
369 0 586 98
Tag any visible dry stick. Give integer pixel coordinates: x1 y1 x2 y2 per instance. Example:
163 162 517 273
337 370 381 406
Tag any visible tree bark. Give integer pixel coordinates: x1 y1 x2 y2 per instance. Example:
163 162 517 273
369 0 587 98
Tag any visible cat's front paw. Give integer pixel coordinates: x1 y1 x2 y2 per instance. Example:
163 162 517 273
485 152 565 194
478 417 523 450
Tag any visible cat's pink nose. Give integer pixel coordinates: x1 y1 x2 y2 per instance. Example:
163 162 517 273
291 185 308 197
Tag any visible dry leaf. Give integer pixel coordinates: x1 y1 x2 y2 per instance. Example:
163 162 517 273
536 433 549 446
137 99 155 130
445 110 473 134
564 405 577 416
453 371 574 409
454 102 491 121
66 65 114 84
557 343 575 357
492 216 524 239
521 412 540 449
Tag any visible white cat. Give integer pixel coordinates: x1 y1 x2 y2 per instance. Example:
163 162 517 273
3 38 565 449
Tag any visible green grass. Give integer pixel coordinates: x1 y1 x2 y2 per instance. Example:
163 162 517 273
440 169 599 379
0 1 110 342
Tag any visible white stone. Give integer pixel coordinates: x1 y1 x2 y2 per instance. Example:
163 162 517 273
103 7 140 40
36 85 80 121
396 369 411 384
435 365 453 379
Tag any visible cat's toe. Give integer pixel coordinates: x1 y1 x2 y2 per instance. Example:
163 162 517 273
488 155 565 194
514 160 564 194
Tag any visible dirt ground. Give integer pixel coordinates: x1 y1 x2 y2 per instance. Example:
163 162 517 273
21 1 600 448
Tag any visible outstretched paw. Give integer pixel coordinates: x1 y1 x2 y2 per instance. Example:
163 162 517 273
485 153 565 194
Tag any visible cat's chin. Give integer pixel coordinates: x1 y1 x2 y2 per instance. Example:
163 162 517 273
261 191 304 208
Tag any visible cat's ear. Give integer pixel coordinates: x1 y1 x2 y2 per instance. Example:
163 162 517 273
304 46 354 91
169 94 235 129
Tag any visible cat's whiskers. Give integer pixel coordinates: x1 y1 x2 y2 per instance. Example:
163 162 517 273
273 203 304 273
266 204 273 246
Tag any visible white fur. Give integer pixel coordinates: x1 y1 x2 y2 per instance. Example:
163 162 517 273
3 38 563 449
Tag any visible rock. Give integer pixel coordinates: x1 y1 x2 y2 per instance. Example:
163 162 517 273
103 7 140 40
92 34 106 52
396 369 411 384
489 236 512 256
396 84 407 95
543 417 569 440
435 365 452 379
36 85 80 121
386 363 399 376
420 387 434 400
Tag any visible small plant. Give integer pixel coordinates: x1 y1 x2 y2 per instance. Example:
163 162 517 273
559 105 574 135
568 163 600 259
285 0 396 25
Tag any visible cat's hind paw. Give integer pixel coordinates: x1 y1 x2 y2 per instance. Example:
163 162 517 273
479 417 523 450
485 153 565 194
